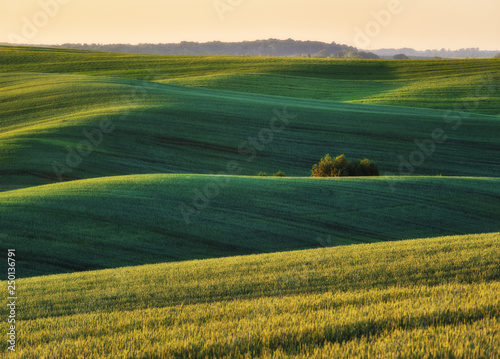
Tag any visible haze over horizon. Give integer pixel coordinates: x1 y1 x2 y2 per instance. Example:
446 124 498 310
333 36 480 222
1 0 499 51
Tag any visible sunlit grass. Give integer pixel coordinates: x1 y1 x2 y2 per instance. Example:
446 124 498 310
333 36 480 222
3 232 499 358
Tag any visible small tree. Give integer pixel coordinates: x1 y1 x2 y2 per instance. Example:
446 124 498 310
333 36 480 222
358 158 380 176
274 170 286 177
312 154 331 177
332 154 348 176
311 154 348 177
258 172 268 177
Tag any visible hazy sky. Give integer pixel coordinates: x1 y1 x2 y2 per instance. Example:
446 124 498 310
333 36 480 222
1 0 499 50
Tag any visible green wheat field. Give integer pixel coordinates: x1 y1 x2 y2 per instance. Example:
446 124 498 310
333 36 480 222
0 45 499 358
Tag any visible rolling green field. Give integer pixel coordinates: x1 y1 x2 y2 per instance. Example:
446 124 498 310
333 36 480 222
2 46 499 113
0 45 499 275
2 233 499 357
1 45 499 357
1 175 500 277
1 47 499 192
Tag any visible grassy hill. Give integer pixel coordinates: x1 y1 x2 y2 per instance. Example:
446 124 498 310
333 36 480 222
166 69 500 115
3 232 499 357
1 46 498 192
1 45 499 114
1 70 499 191
1 175 499 277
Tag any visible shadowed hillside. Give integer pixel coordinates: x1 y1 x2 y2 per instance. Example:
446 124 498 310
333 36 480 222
1 175 499 277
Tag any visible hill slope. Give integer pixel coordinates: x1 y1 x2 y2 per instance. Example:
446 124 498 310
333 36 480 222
1 175 499 277
4 232 499 357
1 45 499 113
1 71 499 191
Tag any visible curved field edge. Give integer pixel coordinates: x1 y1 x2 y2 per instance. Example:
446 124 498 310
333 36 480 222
2 232 499 357
1 175 499 277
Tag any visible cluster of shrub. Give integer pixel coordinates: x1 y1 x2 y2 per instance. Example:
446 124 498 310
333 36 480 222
311 154 379 177
258 154 379 178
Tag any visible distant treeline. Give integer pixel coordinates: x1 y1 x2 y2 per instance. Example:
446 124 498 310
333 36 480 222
4 39 497 59
372 47 499 59
50 39 380 59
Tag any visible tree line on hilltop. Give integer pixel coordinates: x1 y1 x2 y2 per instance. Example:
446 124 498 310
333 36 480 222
53 39 380 59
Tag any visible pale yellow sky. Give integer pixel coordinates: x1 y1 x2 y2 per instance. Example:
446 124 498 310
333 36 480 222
1 0 499 50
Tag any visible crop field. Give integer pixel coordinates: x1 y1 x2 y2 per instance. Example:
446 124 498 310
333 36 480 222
1 175 500 277
2 46 499 114
1 233 499 357
1 47 499 193
0 45 499 357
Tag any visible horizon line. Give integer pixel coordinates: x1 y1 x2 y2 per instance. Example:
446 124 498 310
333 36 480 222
1 39 499 53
